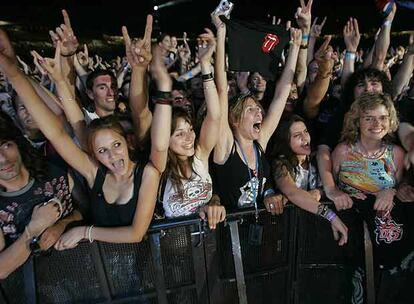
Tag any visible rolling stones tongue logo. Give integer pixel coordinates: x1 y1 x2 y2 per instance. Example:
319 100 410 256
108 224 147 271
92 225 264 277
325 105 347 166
262 33 280 54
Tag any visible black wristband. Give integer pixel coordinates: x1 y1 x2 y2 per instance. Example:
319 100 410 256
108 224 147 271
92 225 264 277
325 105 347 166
61 51 77 57
202 73 213 81
154 91 172 100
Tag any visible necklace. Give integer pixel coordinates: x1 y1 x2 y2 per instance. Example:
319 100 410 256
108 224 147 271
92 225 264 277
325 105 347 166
355 141 386 159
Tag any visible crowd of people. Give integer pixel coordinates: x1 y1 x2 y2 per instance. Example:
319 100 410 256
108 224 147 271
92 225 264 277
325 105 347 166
0 0 413 301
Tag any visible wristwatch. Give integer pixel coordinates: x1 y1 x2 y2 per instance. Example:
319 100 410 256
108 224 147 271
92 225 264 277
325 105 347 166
29 236 42 255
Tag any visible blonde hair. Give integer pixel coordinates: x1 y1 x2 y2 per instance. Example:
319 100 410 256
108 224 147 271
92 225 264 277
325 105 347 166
340 93 398 144
229 93 264 130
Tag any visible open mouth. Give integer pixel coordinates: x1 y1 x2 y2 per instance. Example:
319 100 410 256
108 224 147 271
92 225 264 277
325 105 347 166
253 122 261 132
112 159 124 171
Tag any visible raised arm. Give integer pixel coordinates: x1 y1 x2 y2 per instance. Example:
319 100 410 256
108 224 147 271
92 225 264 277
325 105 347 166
371 3 396 70
196 28 221 160
294 0 313 93
122 15 154 143
212 14 234 164
0 30 97 185
303 36 334 119
33 45 87 148
148 43 172 174
307 17 326 66
259 28 301 150
49 10 79 95
341 18 360 89
392 44 414 99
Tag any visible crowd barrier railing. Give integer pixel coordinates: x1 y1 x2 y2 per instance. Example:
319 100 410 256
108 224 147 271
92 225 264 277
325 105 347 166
1 203 403 304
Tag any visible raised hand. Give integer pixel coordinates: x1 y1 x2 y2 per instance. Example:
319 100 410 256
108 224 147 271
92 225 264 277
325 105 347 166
177 32 191 63
343 17 360 53
310 16 327 38
290 27 303 47
31 51 47 76
16 56 31 75
314 35 334 71
0 29 19 78
197 28 216 64
122 14 153 71
49 9 79 57
31 42 64 82
76 44 89 68
295 0 313 30
211 14 225 30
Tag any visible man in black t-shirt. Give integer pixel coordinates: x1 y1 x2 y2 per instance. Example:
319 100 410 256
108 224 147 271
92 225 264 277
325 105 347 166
0 113 81 279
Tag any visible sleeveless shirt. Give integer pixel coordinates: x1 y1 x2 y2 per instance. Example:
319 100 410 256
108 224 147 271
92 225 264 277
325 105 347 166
89 164 143 227
162 156 212 218
338 144 396 194
212 141 270 211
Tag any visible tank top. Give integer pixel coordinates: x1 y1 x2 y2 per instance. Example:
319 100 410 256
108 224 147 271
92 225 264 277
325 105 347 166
0 163 74 246
338 144 396 194
212 141 270 211
162 156 212 218
89 164 143 227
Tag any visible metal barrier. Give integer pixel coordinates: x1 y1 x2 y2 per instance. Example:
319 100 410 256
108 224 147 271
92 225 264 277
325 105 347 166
0 204 399 304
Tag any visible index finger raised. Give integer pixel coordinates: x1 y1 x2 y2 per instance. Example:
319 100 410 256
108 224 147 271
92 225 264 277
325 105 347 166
62 9 72 29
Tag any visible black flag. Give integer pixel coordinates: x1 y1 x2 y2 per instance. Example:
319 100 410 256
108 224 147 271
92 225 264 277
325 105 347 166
221 16 290 79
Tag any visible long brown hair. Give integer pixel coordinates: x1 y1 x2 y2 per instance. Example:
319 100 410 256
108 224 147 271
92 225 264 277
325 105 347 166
271 115 307 181
86 115 136 163
161 107 197 194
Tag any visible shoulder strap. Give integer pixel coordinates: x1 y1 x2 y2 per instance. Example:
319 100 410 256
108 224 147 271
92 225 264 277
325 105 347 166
91 166 106 194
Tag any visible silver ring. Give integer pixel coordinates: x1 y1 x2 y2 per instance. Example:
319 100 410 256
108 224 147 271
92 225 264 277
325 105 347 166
269 203 274 209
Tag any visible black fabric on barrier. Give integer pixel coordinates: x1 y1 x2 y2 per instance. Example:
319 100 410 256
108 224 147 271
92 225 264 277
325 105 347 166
220 16 289 79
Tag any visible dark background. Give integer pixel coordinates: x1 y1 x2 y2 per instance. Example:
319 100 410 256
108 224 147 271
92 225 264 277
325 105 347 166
1 0 413 38
0 0 412 57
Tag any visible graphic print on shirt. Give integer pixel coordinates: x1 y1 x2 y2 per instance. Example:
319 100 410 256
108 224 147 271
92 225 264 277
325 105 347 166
166 179 212 217
374 212 403 244
238 176 266 208
0 176 73 241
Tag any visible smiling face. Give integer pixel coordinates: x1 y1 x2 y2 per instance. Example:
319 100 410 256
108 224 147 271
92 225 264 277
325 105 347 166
359 105 390 141
353 77 383 99
0 140 24 185
87 75 117 115
92 128 131 175
169 117 196 160
289 121 311 157
233 97 263 141
249 72 267 93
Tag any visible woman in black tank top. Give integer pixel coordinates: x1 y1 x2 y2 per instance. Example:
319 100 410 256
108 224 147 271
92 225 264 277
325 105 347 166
0 17 171 248
211 18 302 211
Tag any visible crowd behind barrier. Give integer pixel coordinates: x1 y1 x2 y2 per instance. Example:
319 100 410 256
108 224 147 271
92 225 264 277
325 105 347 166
1 204 411 304
1 1 414 303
